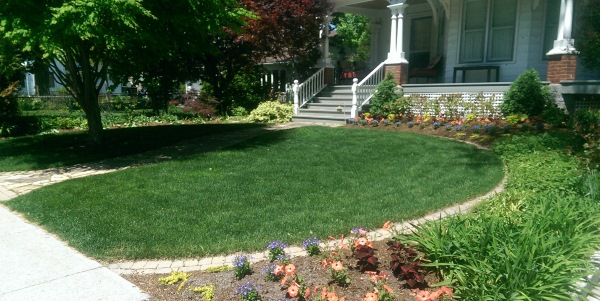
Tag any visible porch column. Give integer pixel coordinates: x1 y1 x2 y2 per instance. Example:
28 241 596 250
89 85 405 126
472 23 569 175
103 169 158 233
546 0 577 83
386 1 409 85
318 13 335 85
386 1 408 64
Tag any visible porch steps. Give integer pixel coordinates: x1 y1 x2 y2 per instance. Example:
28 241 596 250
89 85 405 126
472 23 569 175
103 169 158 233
292 85 353 124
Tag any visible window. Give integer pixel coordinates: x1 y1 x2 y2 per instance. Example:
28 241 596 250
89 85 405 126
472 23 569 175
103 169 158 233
460 0 517 63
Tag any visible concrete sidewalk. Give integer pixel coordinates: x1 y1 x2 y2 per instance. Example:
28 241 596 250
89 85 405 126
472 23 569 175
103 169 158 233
0 205 148 301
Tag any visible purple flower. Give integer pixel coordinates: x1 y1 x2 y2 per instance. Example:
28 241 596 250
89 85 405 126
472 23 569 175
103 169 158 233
351 227 367 234
267 241 287 250
233 255 249 268
302 236 321 248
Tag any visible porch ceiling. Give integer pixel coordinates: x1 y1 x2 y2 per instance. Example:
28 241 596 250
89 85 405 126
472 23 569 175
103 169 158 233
334 0 428 11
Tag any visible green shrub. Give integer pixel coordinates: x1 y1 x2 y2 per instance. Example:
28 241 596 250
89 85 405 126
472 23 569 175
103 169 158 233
403 193 600 301
399 133 600 300
1 82 20 119
573 109 600 169
368 72 402 118
501 69 552 117
248 101 293 123
41 116 88 131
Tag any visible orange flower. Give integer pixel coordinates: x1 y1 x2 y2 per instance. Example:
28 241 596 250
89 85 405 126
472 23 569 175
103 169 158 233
331 261 344 271
429 290 441 300
321 259 330 269
439 286 453 297
358 229 368 236
363 292 378 301
415 290 431 301
354 237 368 248
287 282 300 298
321 287 327 299
304 287 311 298
327 292 339 301
274 264 285 275
382 220 392 230
339 234 349 250
383 284 394 294
285 264 296 275
280 275 288 285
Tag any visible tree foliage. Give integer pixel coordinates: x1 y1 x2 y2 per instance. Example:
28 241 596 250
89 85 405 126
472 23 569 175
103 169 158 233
576 0 600 70
1 0 154 144
0 0 248 143
331 13 371 63
110 0 249 115
199 0 329 113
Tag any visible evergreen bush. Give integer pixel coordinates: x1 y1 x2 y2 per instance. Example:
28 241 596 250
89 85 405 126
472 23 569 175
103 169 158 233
368 72 402 118
501 69 552 117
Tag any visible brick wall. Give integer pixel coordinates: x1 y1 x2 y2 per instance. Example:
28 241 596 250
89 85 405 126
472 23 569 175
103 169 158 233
384 63 408 85
547 54 577 84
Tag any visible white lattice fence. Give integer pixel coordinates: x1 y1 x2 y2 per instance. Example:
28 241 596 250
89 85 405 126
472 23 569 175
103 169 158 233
403 92 505 119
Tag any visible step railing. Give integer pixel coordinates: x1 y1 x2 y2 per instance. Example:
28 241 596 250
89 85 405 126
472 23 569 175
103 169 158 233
351 61 386 118
293 68 327 114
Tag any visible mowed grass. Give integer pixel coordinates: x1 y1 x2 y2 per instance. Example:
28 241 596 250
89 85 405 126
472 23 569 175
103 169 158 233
0 123 264 171
5 126 504 261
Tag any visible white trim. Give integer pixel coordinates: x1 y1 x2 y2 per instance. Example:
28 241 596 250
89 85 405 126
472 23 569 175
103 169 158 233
458 0 520 64
546 0 577 55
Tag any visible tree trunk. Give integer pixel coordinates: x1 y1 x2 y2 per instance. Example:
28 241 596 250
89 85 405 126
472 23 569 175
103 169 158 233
76 87 104 145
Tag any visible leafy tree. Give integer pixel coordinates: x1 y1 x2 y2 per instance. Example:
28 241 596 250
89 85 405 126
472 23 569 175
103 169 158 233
0 0 155 144
0 40 23 118
199 0 329 113
576 0 600 70
1 0 247 144
111 0 249 115
331 13 371 63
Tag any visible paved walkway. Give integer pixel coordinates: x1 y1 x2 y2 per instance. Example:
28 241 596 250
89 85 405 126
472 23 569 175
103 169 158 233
1 122 598 300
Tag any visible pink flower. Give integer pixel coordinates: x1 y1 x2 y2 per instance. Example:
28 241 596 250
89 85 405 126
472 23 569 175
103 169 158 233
363 292 378 301
273 264 285 275
415 289 430 301
287 282 300 298
285 264 296 275
331 261 344 271
382 220 392 230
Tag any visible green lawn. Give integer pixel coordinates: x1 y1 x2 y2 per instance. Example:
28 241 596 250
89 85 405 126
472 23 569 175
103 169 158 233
5 126 504 261
0 123 264 171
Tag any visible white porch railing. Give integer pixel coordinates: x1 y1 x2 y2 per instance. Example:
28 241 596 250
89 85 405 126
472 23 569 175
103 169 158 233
293 68 327 114
351 62 386 118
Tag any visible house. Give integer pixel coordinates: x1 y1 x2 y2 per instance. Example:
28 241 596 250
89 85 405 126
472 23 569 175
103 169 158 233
293 0 600 122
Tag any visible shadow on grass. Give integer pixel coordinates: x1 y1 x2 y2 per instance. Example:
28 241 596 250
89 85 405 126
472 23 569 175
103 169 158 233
0 123 269 172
